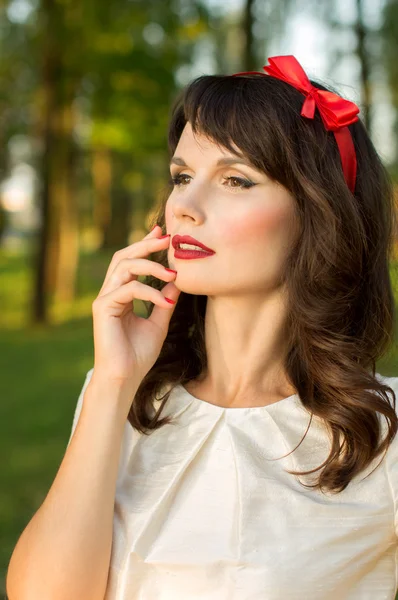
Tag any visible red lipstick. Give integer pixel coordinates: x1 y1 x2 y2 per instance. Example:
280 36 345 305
172 234 215 260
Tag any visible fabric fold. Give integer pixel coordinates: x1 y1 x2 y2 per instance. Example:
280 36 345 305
67 371 398 599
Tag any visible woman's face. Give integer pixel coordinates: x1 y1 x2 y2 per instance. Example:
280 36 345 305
165 121 298 297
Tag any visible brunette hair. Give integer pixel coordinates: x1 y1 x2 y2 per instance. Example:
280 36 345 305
128 70 398 494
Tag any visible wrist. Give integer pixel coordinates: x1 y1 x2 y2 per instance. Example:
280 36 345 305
84 374 139 424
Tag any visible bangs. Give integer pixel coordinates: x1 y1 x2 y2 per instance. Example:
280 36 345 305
167 75 289 182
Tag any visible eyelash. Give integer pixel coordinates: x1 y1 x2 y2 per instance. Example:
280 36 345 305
169 173 255 190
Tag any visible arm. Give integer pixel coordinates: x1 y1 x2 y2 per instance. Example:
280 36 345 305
6 375 136 600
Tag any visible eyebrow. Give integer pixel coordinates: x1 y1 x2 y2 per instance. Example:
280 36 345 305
169 156 252 168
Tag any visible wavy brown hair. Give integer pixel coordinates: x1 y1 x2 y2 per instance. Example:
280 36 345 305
127 70 398 494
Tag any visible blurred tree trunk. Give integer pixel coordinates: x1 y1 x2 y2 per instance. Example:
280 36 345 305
324 0 372 134
101 153 132 250
213 0 295 73
243 0 256 70
382 0 398 165
0 204 8 243
52 89 79 305
101 190 131 250
304 0 374 135
31 0 58 324
354 0 372 133
91 145 113 249
381 0 398 259
31 0 79 324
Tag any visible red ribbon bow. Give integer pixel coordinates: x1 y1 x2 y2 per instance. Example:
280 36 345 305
232 55 360 193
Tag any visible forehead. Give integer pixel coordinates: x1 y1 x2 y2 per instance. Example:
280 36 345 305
176 121 242 156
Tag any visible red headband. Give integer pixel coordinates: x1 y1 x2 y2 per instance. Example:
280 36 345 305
232 55 360 193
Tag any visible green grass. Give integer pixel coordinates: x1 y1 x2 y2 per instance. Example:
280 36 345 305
0 247 129 596
0 317 94 592
0 248 397 597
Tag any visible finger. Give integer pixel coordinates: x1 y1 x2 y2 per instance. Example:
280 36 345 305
93 278 177 318
98 257 177 298
145 224 161 237
100 234 171 294
148 281 181 330
101 225 162 284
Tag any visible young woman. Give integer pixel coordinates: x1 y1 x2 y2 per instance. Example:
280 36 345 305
7 55 398 600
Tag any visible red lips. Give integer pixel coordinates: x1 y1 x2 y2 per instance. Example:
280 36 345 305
172 234 215 253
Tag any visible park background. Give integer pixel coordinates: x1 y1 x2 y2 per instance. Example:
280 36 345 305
1 0 398 596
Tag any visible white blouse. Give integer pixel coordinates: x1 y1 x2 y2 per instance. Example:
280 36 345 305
67 368 398 599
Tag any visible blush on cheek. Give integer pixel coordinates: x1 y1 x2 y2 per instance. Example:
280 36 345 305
259 202 295 229
224 206 292 246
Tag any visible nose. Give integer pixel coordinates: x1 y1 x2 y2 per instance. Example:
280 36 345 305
169 182 208 221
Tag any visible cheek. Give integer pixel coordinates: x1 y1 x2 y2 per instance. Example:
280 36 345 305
164 202 174 230
221 205 293 249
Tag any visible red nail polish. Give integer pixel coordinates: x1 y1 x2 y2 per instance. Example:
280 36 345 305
160 234 171 239
165 297 175 304
165 268 177 274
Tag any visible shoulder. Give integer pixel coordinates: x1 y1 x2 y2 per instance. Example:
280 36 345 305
374 371 398 407
374 372 398 433
375 372 398 473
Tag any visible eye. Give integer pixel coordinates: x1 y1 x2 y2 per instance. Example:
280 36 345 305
169 173 255 189
222 176 255 189
169 173 191 186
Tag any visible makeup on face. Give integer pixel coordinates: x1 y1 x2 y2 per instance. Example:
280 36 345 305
172 234 216 260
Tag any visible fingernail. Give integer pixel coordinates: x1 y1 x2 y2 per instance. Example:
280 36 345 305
165 268 177 274
165 297 175 304
160 234 171 239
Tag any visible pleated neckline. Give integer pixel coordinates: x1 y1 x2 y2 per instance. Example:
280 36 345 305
176 383 299 414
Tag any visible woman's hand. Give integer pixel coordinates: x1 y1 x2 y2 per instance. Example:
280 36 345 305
90 225 180 387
